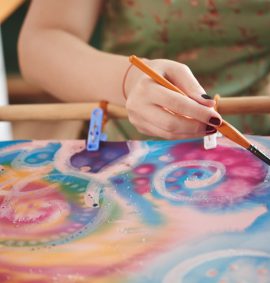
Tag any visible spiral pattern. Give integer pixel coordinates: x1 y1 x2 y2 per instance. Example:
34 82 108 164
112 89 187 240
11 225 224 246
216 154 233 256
151 141 269 208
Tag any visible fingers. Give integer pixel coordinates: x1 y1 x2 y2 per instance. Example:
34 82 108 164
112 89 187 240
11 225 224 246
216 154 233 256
128 104 217 139
149 86 222 127
164 61 216 108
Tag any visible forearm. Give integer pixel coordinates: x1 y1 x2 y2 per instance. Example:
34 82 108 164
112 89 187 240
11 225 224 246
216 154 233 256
19 28 129 105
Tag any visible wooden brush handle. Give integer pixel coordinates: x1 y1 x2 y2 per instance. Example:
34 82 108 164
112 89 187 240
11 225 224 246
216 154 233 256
218 120 250 148
129 55 187 96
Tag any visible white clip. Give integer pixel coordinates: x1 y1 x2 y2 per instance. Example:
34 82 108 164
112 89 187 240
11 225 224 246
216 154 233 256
204 133 218 150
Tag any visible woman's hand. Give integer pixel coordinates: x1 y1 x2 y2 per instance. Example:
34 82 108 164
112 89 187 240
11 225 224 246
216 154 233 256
124 59 222 139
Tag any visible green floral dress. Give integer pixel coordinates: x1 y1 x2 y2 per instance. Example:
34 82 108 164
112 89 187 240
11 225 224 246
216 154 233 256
99 0 270 138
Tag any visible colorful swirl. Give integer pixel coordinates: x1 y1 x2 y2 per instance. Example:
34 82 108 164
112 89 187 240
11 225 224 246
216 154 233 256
0 173 112 247
152 142 269 208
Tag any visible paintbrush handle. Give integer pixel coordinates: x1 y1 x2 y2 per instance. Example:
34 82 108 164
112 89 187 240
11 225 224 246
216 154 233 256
129 55 187 96
218 120 250 149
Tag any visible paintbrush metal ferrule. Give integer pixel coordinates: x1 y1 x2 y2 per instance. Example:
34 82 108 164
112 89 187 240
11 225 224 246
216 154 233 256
248 145 270 166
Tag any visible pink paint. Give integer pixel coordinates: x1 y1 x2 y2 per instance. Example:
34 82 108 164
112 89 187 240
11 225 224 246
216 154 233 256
134 185 151 194
133 177 149 185
133 164 155 175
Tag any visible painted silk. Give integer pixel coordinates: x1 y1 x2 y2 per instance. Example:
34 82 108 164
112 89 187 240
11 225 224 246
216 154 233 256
0 137 270 282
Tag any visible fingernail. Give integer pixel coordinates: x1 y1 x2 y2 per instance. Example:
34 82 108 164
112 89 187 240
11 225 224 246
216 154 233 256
201 94 213 100
206 125 217 134
209 117 221 126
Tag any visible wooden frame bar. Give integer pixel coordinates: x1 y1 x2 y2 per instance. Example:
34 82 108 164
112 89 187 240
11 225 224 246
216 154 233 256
0 103 127 121
218 96 270 115
0 96 269 121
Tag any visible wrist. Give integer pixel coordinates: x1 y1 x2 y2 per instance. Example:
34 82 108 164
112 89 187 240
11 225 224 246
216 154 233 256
122 63 134 100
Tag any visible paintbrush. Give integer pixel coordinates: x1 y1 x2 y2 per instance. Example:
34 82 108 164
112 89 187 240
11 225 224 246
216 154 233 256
129 55 270 166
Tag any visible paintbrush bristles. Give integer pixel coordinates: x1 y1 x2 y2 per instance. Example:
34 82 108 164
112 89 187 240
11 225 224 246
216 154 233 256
248 145 270 166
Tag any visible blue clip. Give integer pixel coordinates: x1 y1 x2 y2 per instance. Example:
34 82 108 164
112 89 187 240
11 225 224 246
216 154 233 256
87 108 107 151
